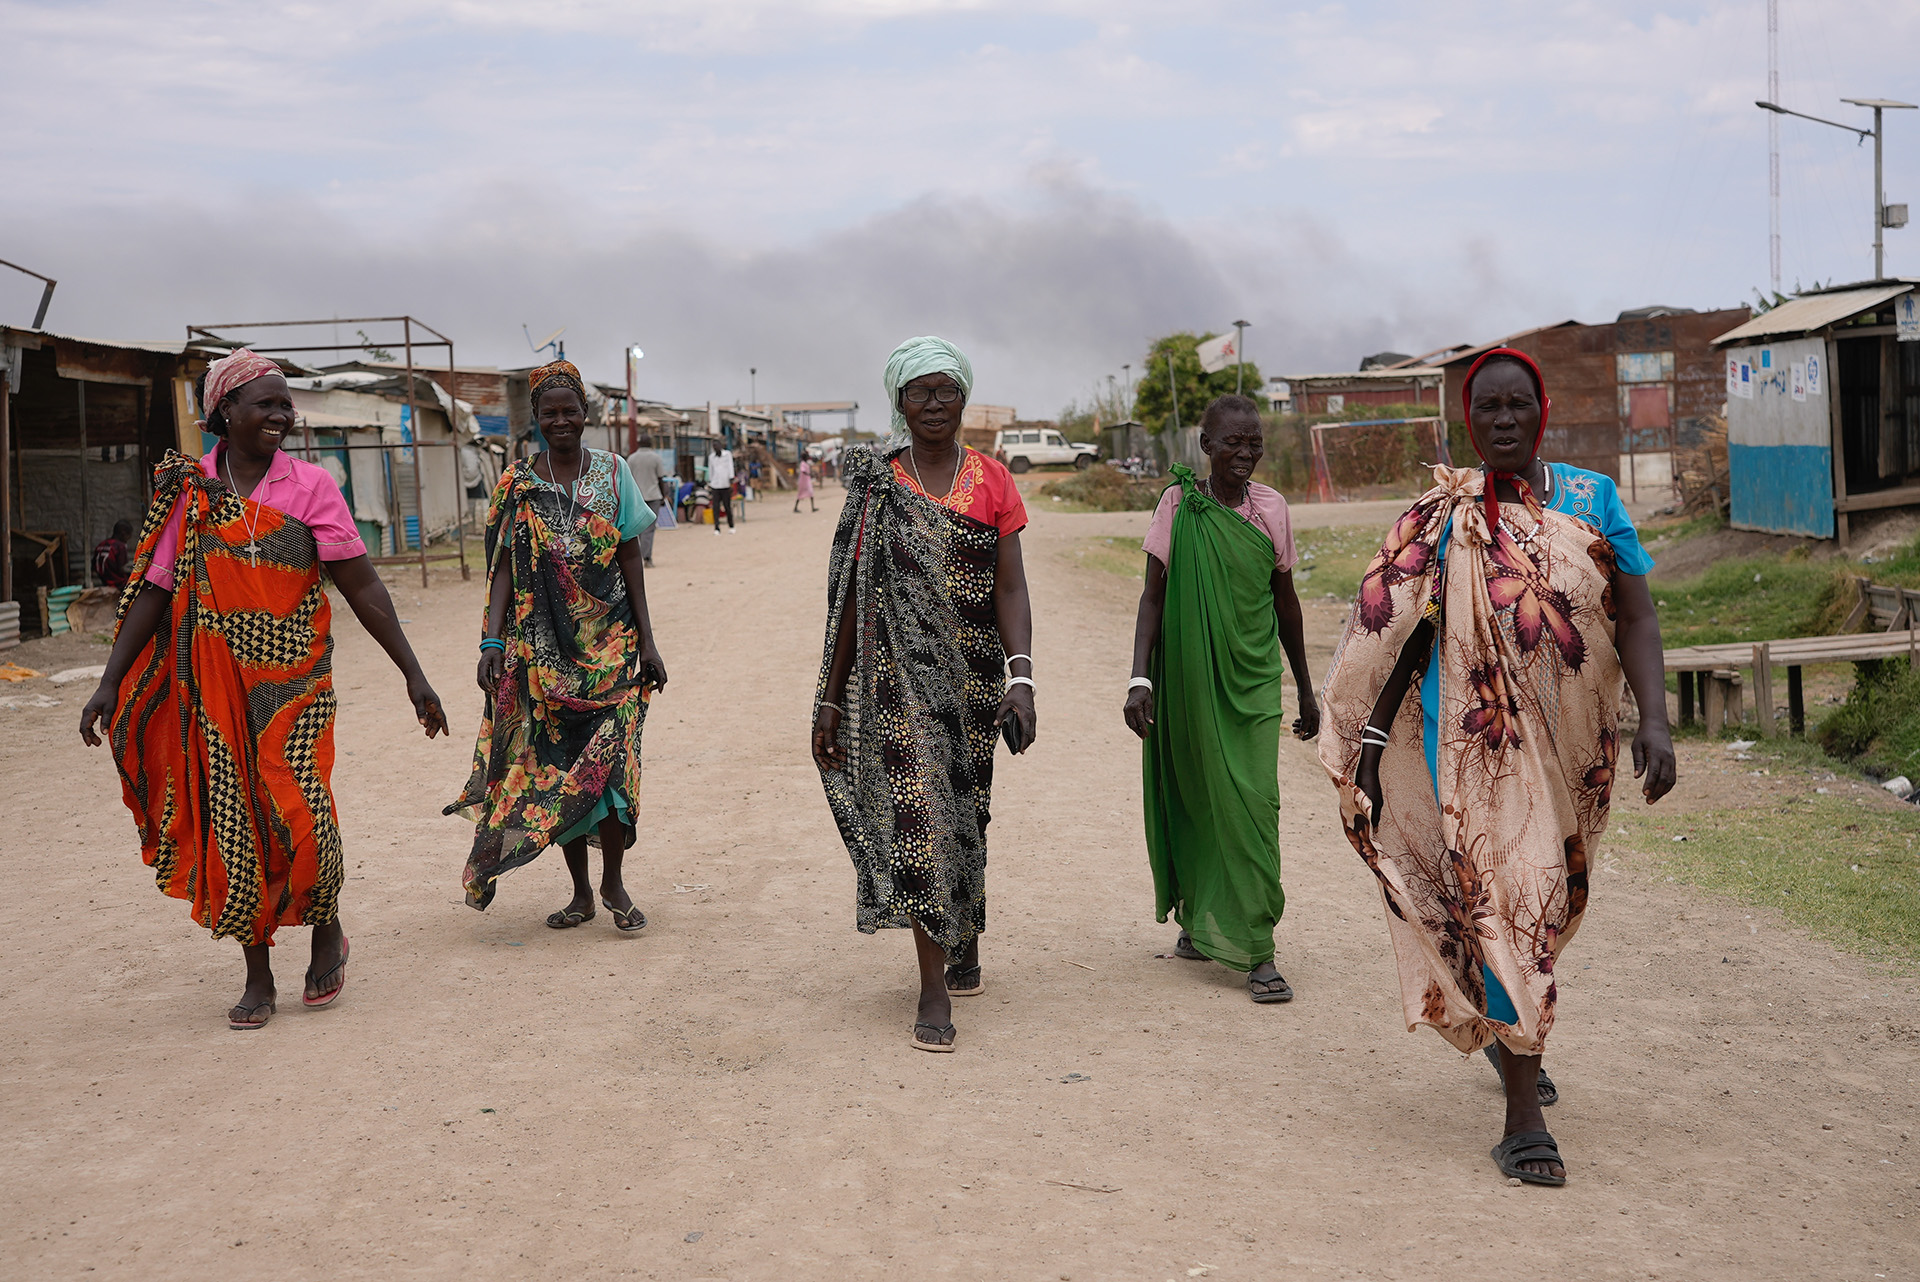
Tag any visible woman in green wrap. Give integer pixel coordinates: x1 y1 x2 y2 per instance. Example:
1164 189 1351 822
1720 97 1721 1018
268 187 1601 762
1124 394 1319 1002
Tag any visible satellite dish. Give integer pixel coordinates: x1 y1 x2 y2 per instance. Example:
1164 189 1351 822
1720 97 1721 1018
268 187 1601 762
523 325 566 356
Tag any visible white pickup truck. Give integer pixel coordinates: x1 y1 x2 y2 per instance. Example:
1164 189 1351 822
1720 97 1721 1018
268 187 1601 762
993 426 1100 473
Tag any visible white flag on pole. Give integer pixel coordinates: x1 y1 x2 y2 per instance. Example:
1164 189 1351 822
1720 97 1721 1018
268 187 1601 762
1196 331 1238 374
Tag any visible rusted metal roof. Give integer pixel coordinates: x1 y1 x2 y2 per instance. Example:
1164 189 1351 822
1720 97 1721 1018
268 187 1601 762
1711 282 1915 346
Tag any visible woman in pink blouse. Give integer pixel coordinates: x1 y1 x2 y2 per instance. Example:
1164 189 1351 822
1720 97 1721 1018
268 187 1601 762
80 350 446 1031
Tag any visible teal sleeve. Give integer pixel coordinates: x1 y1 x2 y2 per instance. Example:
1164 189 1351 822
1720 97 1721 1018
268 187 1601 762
1596 478 1654 575
614 456 656 542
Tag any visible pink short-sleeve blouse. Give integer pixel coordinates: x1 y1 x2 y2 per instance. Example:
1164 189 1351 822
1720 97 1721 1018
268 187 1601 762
1142 479 1297 572
143 446 368 591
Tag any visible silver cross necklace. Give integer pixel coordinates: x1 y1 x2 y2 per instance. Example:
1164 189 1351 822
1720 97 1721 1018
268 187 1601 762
224 451 267 567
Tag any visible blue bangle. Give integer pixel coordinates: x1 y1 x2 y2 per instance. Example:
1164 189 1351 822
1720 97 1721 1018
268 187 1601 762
479 637 506 652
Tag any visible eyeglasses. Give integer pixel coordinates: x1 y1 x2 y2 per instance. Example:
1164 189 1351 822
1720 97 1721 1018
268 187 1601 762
901 385 963 406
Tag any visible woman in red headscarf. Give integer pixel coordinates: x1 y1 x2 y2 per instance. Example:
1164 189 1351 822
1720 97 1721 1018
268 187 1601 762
79 349 448 1030
1318 349 1675 1186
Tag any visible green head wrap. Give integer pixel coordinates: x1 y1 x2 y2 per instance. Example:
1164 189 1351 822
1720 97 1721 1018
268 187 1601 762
882 336 974 440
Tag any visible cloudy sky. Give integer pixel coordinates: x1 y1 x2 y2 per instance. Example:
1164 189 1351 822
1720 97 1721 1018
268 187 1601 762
3 0 1915 416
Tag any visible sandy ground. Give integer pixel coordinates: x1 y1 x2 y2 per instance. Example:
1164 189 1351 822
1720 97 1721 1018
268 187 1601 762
3 480 1917 1282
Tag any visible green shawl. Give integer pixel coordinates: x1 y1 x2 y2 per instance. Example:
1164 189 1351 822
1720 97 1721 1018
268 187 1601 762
1143 464 1286 970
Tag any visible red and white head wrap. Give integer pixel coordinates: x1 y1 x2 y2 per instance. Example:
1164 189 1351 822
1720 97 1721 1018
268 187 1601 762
1461 346 1551 531
199 348 282 428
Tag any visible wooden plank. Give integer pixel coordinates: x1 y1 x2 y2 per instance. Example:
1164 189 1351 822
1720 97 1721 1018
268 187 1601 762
1704 672 1724 735
1835 482 1920 515
1840 576 1870 632
1788 665 1805 737
1753 643 1775 737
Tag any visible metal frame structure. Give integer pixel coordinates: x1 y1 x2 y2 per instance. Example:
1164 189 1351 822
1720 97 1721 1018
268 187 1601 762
185 316 469 586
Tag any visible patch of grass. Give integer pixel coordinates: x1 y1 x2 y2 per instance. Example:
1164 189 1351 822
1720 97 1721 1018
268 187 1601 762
1038 468 1164 513
1815 662 1920 778
1070 535 1147 578
1648 555 1853 649
1290 526 1382 601
1620 795 1920 971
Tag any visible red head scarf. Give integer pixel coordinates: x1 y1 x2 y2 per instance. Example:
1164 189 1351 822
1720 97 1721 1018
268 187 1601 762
528 359 587 411
199 348 282 429
1460 346 1550 532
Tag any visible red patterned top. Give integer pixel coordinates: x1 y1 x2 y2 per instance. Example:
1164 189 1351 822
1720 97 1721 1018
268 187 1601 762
891 446 1028 538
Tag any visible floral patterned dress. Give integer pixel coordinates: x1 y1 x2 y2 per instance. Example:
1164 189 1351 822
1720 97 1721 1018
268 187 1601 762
446 450 654 910
1318 464 1634 1056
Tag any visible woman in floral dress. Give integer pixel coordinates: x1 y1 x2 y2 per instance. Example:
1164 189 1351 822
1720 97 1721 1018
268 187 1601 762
1318 348 1675 1186
447 361 668 930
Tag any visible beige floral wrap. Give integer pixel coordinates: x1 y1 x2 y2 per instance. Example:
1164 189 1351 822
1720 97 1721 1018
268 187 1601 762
1318 465 1624 1055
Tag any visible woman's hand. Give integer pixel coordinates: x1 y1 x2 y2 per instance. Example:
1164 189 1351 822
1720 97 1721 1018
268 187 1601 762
1354 745 1384 828
408 672 448 738
476 648 505 696
812 704 846 771
1632 720 1677 803
79 681 118 747
637 640 669 691
1292 690 1321 741
1123 686 1154 739
996 683 1036 753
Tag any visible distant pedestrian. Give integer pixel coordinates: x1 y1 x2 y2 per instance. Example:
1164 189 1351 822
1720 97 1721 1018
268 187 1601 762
793 457 816 513
79 349 447 1031
1318 348 1676 1187
92 519 134 588
625 443 671 566
1124 394 1318 1005
448 360 668 931
811 336 1035 1053
708 444 736 533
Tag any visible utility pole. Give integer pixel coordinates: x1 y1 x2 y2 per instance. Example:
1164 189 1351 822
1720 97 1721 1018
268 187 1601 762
1767 0 1780 294
626 345 643 454
750 367 757 408
1232 319 1251 395
1121 364 1132 418
1759 97 1914 281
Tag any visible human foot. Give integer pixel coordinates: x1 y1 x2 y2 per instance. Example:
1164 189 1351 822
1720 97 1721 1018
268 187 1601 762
1173 932 1206 960
944 939 982 995
1248 960 1293 1003
912 989 955 1051
600 885 646 933
546 891 596 929
1493 1127 1566 1185
229 977 277 1030
303 929 350 1007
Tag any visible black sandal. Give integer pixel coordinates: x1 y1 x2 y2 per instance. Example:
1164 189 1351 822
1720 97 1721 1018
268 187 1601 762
604 900 647 933
546 906 594 929
945 963 984 997
1483 1044 1558 1106
1491 1129 1567 1186
1173 932 1207 961
228 999 275 1031
1249 970 1294 1003
911 1021 956 1053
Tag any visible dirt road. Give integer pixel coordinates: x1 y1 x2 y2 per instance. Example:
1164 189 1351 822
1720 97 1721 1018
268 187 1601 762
3 481 1915 1280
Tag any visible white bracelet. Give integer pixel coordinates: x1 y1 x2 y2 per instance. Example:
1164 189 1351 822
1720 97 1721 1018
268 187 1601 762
1006 675 1036 692
1360 726 1390 746
1128 676 1153 692
1005 653 1033 670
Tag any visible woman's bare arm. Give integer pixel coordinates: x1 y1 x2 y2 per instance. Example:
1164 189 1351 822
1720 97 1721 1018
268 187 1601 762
79 583 171 746
1612 572 1675 802
1123 555 1168 738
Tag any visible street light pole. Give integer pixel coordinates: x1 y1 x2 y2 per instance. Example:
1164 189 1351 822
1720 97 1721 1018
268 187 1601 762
1758 97 1914 280
1121 364 1132 418
626 345 644 453
750 367 757 408
1232 319 1250 395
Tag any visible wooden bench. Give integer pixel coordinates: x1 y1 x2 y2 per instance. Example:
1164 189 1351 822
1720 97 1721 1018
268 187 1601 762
1664 630 1920 737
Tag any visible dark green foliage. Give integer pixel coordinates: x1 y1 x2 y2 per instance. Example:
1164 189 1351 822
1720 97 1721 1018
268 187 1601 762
1131 333 1263 436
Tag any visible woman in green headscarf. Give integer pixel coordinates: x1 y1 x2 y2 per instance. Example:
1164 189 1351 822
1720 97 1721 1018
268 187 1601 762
811 336 1037 1053
1124 395 1319 1002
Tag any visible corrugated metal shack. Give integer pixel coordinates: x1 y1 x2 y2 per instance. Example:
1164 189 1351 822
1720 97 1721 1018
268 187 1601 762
0 327 200 619
1713 280 1919 542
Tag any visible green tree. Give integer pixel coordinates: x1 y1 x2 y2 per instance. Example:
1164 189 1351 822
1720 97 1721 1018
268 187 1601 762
1131 332 1262 436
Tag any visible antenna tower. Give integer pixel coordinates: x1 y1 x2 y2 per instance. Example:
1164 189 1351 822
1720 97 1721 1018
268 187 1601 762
1768 0 1781 294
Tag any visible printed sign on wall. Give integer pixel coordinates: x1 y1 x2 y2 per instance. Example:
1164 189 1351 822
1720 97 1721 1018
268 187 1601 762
1790 361 1807 401
1806 353 1822 397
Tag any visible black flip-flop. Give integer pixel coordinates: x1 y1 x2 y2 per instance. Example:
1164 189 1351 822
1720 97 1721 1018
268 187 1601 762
1492 1129 1567 1186
1483 1044 1558 1106
1249 971 1293 1003
546 907 594 929
228 999 275 1030
945 963 984 997
911 1021 956 1053
604 900 647 933
1173 932 1207 961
